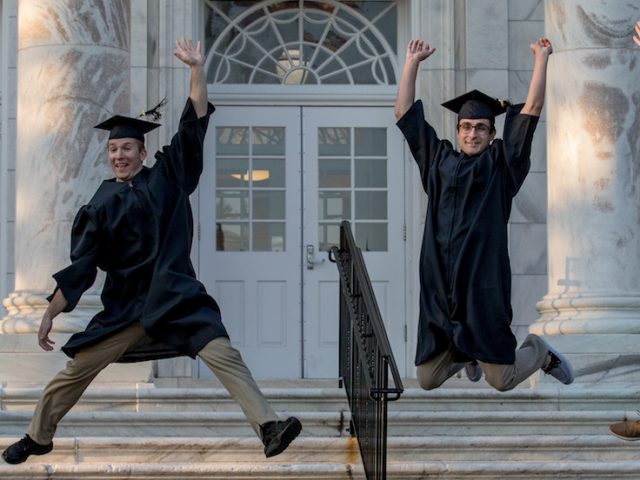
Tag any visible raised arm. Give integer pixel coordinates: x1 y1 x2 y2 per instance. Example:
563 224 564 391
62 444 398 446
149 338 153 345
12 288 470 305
520 38 553 117
394 39 436 120
174 37 208 118
633 20 640 46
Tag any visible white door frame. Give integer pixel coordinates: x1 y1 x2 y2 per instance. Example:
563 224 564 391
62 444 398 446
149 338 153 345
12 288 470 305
194 101 410 379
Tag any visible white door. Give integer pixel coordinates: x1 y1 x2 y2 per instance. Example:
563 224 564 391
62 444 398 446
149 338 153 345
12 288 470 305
301 108 406 378
197 106 405 379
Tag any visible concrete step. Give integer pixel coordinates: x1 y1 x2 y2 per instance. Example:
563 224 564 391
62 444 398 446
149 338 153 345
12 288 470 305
0 436 639 479
0 408 633 437
0 435 635 463
0 410 348 438
3 461 640 480
3 384 640 413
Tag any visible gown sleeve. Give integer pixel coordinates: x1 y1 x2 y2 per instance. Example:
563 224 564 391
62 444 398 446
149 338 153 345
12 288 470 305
501 103 539 197
48 206 100 312
396 100 446 191
155 99 216 194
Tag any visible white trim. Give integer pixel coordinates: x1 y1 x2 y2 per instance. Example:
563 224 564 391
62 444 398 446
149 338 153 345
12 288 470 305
0 0 17 316
207 85 397 106
0 0 5 314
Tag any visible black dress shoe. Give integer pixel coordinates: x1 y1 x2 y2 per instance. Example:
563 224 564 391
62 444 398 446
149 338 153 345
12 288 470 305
261 416 302 458
2 435 53 464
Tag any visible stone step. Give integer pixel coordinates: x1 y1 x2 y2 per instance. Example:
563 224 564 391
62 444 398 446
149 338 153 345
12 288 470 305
0 411 348 438
3 384 640 412
0 435 635 463
3 461 640 480
0 408 633 437
0 436 639 479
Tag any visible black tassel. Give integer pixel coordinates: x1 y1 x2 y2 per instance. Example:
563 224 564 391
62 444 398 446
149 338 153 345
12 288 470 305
139 97 167 121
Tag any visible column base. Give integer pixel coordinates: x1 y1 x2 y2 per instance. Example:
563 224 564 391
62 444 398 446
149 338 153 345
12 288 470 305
1 292 152 385
0 333 153 386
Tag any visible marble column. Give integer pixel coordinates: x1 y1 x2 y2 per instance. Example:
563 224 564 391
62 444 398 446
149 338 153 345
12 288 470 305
530 0 640 383
0 0 150 383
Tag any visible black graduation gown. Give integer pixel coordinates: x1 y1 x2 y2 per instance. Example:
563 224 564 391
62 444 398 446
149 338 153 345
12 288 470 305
50 99 228 362
396 100 538 365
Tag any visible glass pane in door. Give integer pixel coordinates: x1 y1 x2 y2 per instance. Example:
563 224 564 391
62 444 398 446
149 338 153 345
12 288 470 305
215 126 287 252
317 126 388 251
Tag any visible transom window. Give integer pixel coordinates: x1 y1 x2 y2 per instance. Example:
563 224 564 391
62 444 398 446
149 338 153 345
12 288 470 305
203 0 398 85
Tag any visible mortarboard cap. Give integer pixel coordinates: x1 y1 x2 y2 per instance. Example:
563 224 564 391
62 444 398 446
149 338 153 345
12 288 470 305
441 89 509 122
94 115 161 143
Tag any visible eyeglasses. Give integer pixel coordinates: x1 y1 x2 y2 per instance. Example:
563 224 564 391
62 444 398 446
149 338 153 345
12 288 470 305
457 122 491 134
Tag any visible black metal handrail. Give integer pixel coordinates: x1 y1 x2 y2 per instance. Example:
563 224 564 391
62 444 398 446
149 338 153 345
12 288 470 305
330 220 404 480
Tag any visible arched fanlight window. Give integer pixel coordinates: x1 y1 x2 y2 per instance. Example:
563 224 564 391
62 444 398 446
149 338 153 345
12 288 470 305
203 0 398 85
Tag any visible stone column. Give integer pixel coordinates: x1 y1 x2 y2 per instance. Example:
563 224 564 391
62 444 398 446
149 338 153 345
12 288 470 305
530 0 640 383
0 0 150 383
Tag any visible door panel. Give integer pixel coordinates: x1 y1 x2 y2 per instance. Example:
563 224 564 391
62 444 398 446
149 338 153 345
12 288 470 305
199 107 302 379
197 106 405 379
301 108 405 378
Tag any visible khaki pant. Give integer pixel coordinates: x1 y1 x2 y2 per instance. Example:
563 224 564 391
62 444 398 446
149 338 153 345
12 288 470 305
416 334 549 392
27 322 278 445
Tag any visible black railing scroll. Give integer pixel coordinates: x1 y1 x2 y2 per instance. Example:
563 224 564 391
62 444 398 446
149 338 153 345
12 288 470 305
329 220 404 480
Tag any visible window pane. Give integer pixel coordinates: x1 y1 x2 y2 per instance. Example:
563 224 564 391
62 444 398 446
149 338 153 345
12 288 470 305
319 191 351 220
319 158 350 188
355 191 387 220
253 222 285 252
318 127 350 156
355 128 386 156
355 158 386 188
216 158 249 187
319 223 341 252
253 191 285 220
355 223 387 251
216 127 249 155
216 222 249 251
253 127 285 155
217 190 249 219
253 158 285 188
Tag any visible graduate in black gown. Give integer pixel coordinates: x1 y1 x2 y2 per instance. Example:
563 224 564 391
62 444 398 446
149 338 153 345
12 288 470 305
395 37 575 391
2 37 301 465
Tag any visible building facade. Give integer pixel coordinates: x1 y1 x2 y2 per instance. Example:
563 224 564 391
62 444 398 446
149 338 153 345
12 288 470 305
1 0 637 384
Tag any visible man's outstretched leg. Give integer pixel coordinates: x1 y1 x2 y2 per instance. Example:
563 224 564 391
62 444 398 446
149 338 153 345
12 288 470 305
2 323 147 464
197 336 302 457
480 334 574 392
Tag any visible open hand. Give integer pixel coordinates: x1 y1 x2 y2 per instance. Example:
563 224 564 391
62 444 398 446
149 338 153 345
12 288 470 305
174 37 205 67
405 39 436 63
530 37 553 57
634 21 640 47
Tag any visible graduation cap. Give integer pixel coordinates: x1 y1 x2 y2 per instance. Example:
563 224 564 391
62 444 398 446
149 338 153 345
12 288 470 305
94 115 160 143
441 89 509 123
94 98 166 143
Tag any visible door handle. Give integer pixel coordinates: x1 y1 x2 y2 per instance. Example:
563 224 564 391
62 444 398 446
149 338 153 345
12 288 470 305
306 244 326 270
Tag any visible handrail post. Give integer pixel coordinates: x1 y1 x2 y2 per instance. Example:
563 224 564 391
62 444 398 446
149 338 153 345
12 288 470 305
332 221 404 480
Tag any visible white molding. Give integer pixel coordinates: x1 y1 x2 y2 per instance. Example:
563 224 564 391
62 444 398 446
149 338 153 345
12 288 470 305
206 85 397 106
0 0 17 318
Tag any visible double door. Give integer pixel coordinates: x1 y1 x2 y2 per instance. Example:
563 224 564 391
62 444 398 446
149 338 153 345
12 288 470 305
197 105 405 378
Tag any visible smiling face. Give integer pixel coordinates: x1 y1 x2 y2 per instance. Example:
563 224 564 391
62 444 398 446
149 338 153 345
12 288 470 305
108 138 147 182
456 118 495 156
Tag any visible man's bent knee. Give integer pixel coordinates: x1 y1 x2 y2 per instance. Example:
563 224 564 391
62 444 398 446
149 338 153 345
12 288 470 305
416 371 447 390
418 378 444 390
483 370 516 392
